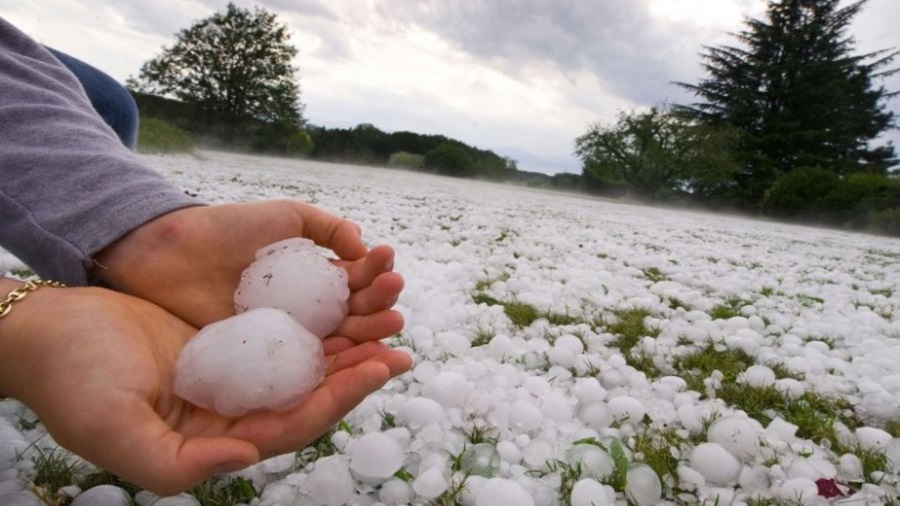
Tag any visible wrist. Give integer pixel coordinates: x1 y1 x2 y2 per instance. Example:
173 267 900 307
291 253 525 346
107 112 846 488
0 278 66 398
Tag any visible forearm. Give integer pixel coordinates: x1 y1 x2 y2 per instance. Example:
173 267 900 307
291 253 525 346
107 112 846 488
0 18 199 286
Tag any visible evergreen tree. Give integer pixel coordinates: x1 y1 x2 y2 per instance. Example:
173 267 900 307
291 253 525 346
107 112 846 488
677 0 897 208
129 3 304 131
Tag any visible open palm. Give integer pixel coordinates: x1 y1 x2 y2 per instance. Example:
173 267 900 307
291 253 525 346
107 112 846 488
2 286 411 495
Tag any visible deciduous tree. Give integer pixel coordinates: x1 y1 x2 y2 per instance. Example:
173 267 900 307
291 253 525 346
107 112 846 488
129 3 304 132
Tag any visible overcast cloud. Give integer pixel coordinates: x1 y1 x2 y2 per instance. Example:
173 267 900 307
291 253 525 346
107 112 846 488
4 0 898 174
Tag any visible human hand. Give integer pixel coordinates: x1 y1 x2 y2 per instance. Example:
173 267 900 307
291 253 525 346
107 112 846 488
0 280 412 495
93 200 404 341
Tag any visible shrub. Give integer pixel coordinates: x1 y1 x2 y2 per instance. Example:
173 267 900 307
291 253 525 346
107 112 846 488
387 151 425 170
819 172 900 224
424 143 475 177
137 117 193 154
763 166 838 218
866 207 900 236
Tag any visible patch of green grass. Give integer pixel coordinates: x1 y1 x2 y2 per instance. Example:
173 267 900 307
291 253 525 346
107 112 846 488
471 328 494 347
709 296 749 320
79 470 142 497
797 294 825 307
191 475 258 506
472 292 582 329
604 308 658 355
760 286 781 298
887 420 900 437
379 410 397 431
606 439 630 492
546 311 582 326
137 117 193 154
632 429 681 482
871 288 894 298
463 422 499 446
641 267 668 283
296 421 350 469
31 444 86 501
502 300 541 328
429 474 470 506
527 459 582 504
675 345 860 450
667 297 691 311
673 343 755 392
472 293 502 306
852 446 890 482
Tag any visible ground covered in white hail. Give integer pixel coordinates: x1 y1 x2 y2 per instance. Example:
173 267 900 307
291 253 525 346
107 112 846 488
2 151 900 506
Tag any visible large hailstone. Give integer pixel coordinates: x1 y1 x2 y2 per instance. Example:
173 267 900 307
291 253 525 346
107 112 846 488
234 238 350 338
174 308 325 417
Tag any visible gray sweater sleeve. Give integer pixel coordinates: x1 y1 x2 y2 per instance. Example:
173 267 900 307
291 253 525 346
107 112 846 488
0 17 200 286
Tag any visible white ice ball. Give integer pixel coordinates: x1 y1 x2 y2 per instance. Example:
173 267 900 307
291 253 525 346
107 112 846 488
475 478 534 506
350 433 405 480
174 308 324 417
689 442 742 487
707 416 760 461
234 238 350 338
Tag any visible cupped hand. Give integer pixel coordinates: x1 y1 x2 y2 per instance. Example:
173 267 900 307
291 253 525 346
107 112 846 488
93 200 404 340
0 284 412 495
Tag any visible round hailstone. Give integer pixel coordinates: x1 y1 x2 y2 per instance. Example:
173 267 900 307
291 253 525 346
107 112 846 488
412 468 448 499
475 479 534 506
779 477 819 504
509 400 543 432
625 464 661 506
299 455 355 506
608 396 646 425
71 485 130 506
855 426 892 451
707 416 760 461
570 478 614 506
379 478 413 505
689 442 742 487
424 371 468 408
350 433 405 480
234 238 350 338
174 308 324 417
739 365 776 388
567 445 614 480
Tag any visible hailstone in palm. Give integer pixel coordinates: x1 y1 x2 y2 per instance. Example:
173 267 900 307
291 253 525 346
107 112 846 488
234 238 350 338
174 308 324 417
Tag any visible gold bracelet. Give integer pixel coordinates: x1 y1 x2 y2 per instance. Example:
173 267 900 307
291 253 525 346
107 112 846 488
0 279 66 319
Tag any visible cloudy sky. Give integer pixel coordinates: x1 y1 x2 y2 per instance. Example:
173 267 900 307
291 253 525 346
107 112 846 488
5 0 898 174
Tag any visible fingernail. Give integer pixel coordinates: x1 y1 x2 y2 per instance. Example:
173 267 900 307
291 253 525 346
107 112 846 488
384 258 394 271
215 461 250 475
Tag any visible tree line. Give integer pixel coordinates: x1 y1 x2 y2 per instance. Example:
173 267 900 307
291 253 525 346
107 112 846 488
129 1 900 235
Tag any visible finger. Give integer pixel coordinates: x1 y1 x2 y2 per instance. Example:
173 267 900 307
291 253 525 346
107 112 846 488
291 201 367 260
347 272 404 315
336 245 395 291
322 336 357 356
324 341 391 374
233 358 397 458
330 310 405 343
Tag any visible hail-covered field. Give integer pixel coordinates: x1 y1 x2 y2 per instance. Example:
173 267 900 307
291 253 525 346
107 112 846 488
2 151 900 506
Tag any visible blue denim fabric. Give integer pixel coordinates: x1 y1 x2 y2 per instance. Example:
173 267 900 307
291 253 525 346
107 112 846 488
46 48 138 149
